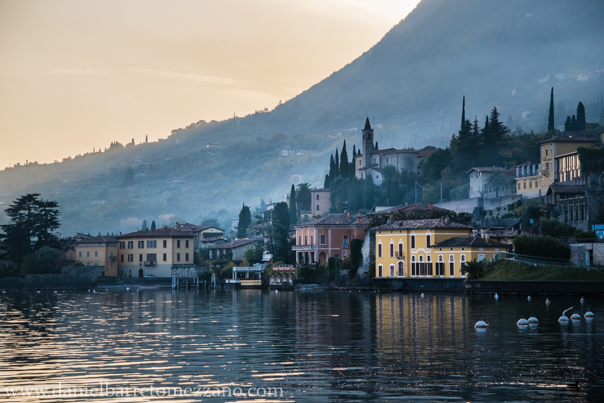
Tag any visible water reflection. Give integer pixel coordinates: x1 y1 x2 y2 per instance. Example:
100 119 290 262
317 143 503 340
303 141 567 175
0 290 602 402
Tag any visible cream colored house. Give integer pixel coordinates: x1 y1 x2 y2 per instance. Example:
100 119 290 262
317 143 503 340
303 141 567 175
72 235 119 277
117 228 195 278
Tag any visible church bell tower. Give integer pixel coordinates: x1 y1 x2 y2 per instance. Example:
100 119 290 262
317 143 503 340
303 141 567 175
362 117 374 168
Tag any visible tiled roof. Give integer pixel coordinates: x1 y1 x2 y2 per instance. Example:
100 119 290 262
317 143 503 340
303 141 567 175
382 148 417 155
75 235 118 244
466 167 504 174
175 223 223 232
489 229 518 238
295 212 366 228
547 183 588 194
311 188 330 193
432 237 508 248
375 217 474 231
417 149 436 158
537 134 597 144
370 203 452 215
207 239 259 249
117 228 194 239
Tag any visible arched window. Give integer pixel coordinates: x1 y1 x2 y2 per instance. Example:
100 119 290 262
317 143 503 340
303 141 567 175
378 264 383 277
389 242 394 258
437 255 444 276
419 255 424 276
398 242 403 257
411 256 416 276
449 255 455 276
426 255 433 276
390 264 395 277
398 261 404 277
378 243 382 258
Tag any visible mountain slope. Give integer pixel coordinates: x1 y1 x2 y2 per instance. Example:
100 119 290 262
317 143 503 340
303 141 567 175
1 0 603 234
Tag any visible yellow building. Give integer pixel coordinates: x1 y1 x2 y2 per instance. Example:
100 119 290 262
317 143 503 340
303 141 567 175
374 218 507 279
516 134 598 198
117 228 195 278
72 235 119 276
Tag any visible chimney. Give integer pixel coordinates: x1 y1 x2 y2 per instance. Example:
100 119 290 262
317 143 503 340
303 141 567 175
472 229 478 237
346 210 351 220
483 227 491 243
357 210 362 224
444 216 450 226
428 203 433 209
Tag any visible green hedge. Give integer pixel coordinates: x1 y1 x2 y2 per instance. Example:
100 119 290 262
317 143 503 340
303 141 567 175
513 235 570 259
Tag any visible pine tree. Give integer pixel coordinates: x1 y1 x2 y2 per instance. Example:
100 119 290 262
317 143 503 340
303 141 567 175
340 140 350 178
289 184 297 225
548 87 555 132
577 102 586 131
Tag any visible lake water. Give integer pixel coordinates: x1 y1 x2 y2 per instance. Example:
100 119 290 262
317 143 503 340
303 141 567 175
0 289 603 402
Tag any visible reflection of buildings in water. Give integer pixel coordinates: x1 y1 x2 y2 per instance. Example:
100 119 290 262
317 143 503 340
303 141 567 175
375 294 469 377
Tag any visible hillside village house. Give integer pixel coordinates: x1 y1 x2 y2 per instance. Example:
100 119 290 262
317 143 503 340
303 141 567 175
207 238 261 261
71 234 119 277
117 228 195 278
175 222 224 249
293 211 368 265
516 134 599 198
467 167 514 198
311 188 331 216
374 217 506 279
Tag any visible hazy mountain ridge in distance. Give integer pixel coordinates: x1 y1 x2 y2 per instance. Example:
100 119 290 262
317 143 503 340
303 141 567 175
1 0 603 234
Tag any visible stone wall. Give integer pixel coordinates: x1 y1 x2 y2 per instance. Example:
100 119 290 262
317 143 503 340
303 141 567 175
435 194 522 215
570 242 604 267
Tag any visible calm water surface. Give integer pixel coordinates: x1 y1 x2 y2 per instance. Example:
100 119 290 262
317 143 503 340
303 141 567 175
0 289 603 402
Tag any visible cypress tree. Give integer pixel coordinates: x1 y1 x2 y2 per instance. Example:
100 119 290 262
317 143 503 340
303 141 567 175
461 95 466 130
237 204 251 238
329 154 336 180
571 115 577 131
548 87 555 132
375 141 378 150
334 147 339 177
363 175 375 210
141 220 148 231
340 140 350 178
577 102 586 131
565 116 572 132
324 174 330 189
352 144 356 160
122 167 134 187
289 184 297 225
151 220 156 230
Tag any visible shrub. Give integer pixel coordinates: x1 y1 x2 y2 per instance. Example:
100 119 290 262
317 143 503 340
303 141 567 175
513 235 570 259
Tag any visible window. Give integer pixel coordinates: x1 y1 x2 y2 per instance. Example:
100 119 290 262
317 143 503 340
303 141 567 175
411 256 416 276
146 253 156 262
343 235 349 247
390 264 395 277
298 236 301 245
138 241 144 248
411 235 416 249
378 243 382 258
139 254 143 262
449 255 455 276
316 204 320 211
185 253 189 261
86 251 90 257
128 254 134 262
177 240 181 248
426 234 431 248
517 183 520 190
120 242 125 249
94 251 98 257
545 149 548 156
305 236 308 245
186 240 189 248
529 181 532 188
311 235 314 245
177 253 181 262
378 264 383 277
334 254 340 258
398 261 404 277
389 243 394 257
398 242 403 257
436 255 444 276
477 254 485 262
523 182 526 189
320 235 326 245
121 255 124 263
79 251 82 258
316 194 320 200
128 241 133 249
163 240 167 248
147 240 157 248
426 255 433 276
419 255 424 276
163 253 167 262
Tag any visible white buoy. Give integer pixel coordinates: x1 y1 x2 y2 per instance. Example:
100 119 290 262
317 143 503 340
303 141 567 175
527 295 531 301
580 297 585 304
585 311 595 318
2 290 5 294
494 293 499 299
36 290 41 294
571 313 581 320
528 317 539 324
87 289 91 292
559 307 573 323
545 298 550 304
474 320 488 328
517 318 529 326
421 293 425 298
275 289 278 293
93 289 96 293
53 291 57 294
126 287 130 291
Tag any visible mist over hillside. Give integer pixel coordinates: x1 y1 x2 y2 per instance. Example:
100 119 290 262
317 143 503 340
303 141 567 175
1 0 603 235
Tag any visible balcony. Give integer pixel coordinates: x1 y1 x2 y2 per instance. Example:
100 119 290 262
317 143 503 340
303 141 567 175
292 244 315 251
341 243 350 249
395 254 404 259
144 261 157 266
109 255 117 262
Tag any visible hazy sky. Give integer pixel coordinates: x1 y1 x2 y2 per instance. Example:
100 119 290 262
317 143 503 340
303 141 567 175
0 0 421 169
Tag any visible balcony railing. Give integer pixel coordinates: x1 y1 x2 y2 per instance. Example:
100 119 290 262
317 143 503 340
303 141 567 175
109 255 117 262
292 244 315 251
144 261 157 266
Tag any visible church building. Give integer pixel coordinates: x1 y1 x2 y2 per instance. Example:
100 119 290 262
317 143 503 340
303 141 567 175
354 118 422 185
